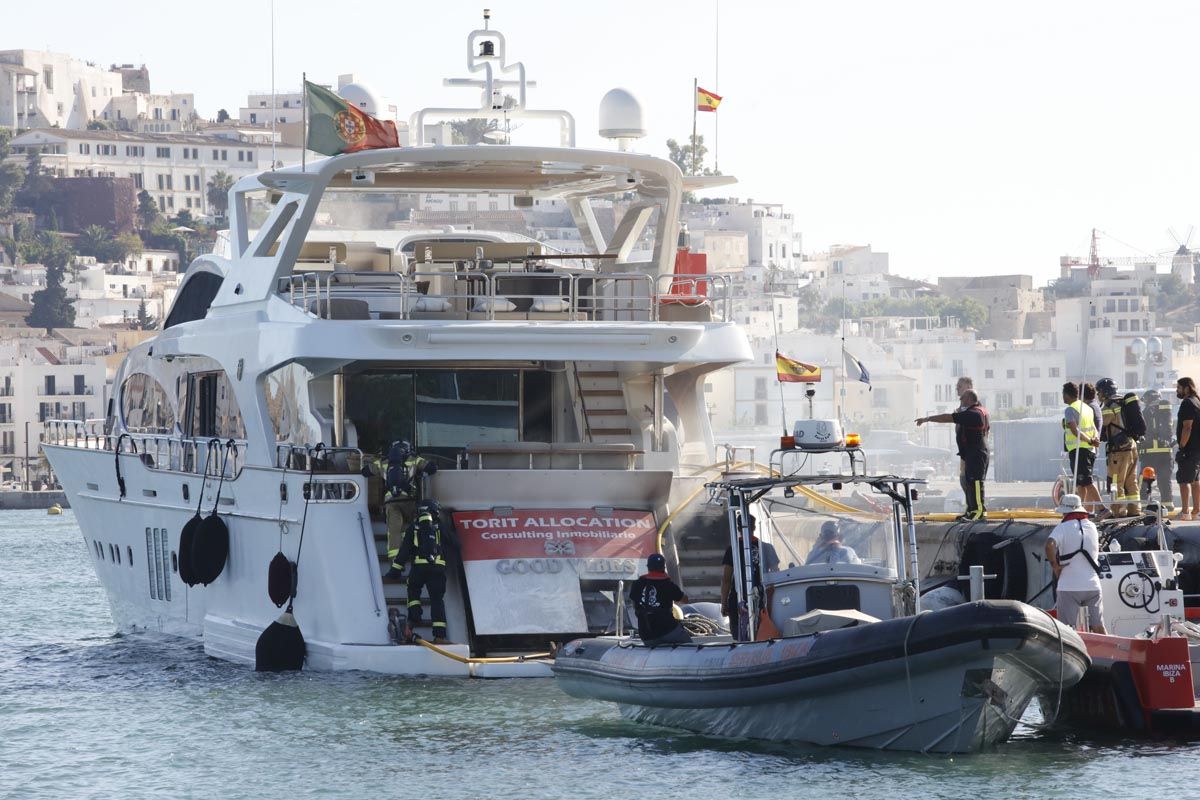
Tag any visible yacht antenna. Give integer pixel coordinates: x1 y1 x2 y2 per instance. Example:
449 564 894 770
270 0 277 168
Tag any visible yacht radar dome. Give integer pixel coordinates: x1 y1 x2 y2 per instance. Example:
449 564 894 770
599 88 645 150
338 81 383 116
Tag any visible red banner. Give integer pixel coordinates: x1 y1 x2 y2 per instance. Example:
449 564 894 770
453 509 657 561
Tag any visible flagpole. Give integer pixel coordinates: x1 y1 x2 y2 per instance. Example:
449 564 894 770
839 277 846 427
301 72 307 171
691 77 698 176
771 301 787 435
714 0 720 174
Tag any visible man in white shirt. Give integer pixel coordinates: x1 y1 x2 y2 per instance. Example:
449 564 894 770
1044 493 1107 634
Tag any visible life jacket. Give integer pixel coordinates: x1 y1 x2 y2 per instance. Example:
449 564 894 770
1064 400 1097 451
410 511 445 566
1056 515 1102 576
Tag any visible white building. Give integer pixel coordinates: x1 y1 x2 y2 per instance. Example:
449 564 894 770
106 91 198 133
0 340 110 486
6 128 302 217
240 74 400 127
976 340 1067 416
0 50 124 130
685 200 797 270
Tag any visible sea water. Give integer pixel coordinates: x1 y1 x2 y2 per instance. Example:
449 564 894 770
1 509 1196 799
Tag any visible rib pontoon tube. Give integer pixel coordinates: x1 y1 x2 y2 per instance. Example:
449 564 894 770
554 600 1088 753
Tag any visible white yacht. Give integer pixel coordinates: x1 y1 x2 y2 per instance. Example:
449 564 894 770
43 16 751 676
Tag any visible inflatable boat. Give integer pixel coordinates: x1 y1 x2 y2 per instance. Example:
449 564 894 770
555 449 1088 753
554 599 1087 753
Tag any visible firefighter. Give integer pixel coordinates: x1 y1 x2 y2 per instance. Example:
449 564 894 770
1141 388 1175 511
394 499 457 644
372 440 437 579
1097 377 1146 518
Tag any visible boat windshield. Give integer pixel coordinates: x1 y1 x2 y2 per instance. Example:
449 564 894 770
292 184 667 267
758 496 898 575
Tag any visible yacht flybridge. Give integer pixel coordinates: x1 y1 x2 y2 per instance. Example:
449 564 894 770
42 16 751 675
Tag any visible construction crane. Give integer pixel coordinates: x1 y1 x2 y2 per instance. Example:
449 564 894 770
1060 228 1195 282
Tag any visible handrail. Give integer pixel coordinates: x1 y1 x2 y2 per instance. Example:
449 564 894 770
274 266 736 324
43 421 247 479
571 362 594 443
275 443 364 473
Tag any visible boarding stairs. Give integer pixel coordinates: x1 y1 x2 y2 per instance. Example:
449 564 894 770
572 361 634 445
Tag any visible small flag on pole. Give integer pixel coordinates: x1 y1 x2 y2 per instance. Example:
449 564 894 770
843 350 871 386
776 351 821 383
696 86 722 112
305 80 399 156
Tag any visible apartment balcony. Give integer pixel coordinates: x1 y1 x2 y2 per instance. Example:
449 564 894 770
37 388 96 397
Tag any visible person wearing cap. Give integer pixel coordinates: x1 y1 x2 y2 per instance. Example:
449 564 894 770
805 520 862 566
629 554 691 645
1141 388 1175 512
1044 494 1107 634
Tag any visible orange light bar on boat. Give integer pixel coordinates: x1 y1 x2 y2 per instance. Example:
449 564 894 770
845 433 862 448
780 435 796 449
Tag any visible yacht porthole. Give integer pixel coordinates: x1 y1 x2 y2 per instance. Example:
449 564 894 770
234 284 244 295
127 546 134 567
668 335 677 343
402 334 413 343
108 543 115 562
171 552 178 573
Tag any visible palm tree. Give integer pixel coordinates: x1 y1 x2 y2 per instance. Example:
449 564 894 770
206 170 234 221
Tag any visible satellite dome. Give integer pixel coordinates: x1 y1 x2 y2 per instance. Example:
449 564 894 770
598 88 645 140
338 82 383 116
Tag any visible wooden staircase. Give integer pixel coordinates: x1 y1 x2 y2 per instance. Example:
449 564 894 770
573 361 634 444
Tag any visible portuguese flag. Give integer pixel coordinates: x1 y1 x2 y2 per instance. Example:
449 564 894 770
305 80 399 156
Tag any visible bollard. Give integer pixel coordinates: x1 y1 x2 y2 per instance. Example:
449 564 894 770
956 564 998 602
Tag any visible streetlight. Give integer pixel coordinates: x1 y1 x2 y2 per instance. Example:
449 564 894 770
1129 336 1165 389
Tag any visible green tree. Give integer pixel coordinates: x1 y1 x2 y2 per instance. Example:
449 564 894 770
86 119 114 131
136 190 160 230
0 127 25 215
135 298 155 330
206 170 234 220
76 224 110 259
15 149 57 214
23 232 76 332
216 108 230 123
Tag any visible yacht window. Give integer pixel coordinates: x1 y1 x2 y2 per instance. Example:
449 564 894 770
264 362 321 444
184 370 245 439
163 272 224 329
346 369 545 461
120 372 176 433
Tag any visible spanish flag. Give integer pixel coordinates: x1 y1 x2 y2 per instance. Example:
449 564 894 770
697 86 722 112
776 351 821 383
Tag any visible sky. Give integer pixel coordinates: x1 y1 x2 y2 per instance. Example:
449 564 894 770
7 0 1200 286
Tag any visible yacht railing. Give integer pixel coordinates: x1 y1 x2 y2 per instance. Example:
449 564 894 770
275 444 365 474
43 420 247 478
274 265 731 322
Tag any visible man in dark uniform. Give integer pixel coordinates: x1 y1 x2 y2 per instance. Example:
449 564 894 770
719 515 780 641
371 441 437 579
393 499 457 644
1141 388 1175 511
917 389 990 522
629 553 691 645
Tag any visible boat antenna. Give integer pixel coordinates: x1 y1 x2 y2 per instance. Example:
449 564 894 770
771 298 787 436
713 0 719 174
270 0 277 168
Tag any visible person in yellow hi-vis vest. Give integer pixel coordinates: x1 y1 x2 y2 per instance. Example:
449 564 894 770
1062 382 1108 519
1097 377 1145 518
369 440 437 580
